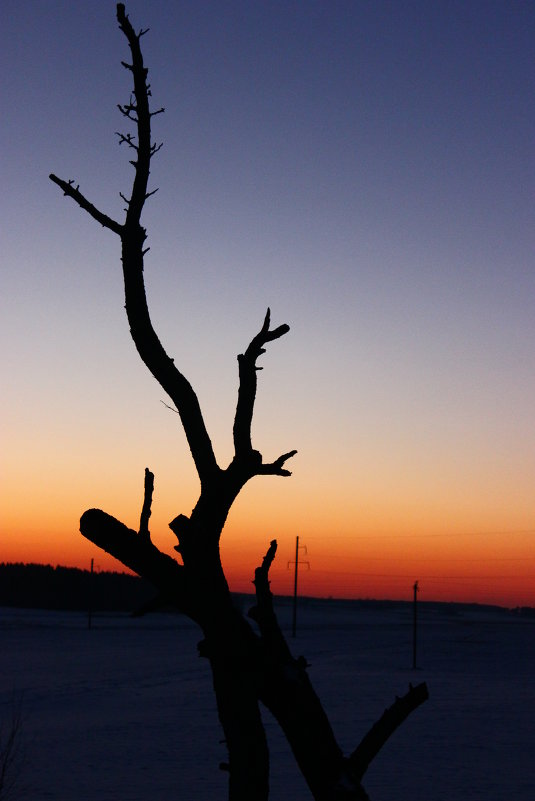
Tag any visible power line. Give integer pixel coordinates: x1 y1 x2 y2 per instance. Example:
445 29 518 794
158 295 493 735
306 529 535 541
306 556 535 563
292 569 533 581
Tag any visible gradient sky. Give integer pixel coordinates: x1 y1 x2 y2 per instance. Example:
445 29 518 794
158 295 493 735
2 0 534 607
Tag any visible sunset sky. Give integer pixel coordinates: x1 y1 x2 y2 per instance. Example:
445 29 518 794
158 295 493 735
2 0 534 607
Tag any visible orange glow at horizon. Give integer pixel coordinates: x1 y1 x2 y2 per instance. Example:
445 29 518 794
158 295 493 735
220 524 535 609
3 519 534 608
2 447 534 609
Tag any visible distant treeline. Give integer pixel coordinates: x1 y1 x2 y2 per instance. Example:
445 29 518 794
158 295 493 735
0 562 156 612
1 563 533 617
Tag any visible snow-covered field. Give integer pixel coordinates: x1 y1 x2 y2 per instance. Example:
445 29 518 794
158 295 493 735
1 599 533 800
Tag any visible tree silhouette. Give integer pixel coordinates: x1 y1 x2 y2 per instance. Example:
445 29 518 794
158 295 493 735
50 5 428 800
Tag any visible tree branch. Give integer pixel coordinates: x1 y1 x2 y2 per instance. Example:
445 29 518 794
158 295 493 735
48 175 123 236
115 4 219 485
116 131 139 151
349 682 429 780
258 449 298 476
138 467 154 539
116 2 153 226
248 540 293 662
50 7 219 485
80 507 190 614
233 308 293 468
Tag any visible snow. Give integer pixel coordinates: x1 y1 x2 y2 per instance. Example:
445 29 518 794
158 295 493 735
1 600 534 800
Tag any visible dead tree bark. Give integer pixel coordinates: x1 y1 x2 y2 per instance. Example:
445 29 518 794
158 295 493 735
50 5 428 800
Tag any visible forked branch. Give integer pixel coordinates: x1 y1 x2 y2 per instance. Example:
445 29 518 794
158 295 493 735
258 449 298 476
233 309 296 477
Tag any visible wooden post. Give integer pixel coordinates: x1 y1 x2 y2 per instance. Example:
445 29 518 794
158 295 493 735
412 580 419 669
88 558 94 630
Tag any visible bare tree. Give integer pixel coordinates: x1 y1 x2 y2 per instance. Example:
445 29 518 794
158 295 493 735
50 5 428 800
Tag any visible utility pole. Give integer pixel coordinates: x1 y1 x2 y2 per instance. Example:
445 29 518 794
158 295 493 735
288 536 309 638
292 536 299 638
412 580 419 669
88 558 94 630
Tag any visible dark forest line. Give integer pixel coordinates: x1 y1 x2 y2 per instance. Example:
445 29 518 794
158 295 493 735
1 562 533 618
0 562 156 612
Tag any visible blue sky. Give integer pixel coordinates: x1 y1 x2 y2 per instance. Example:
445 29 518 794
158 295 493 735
2 1 534 603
